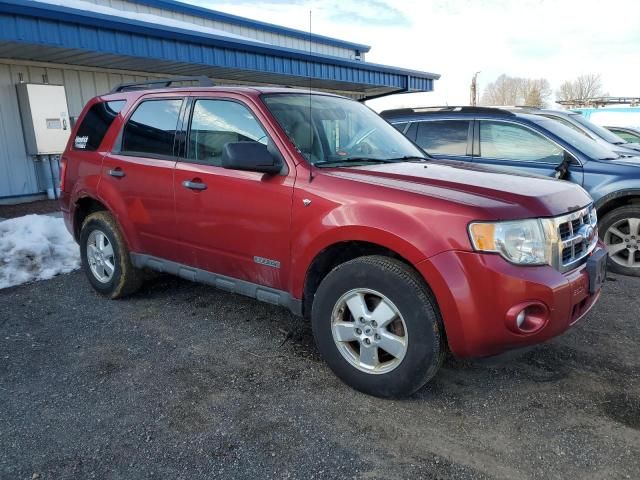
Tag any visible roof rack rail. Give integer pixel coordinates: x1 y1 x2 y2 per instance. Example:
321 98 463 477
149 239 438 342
380 106 516 117
110 76 215 93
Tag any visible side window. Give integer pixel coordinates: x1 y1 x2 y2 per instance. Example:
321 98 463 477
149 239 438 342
121 99 183 157
73 100 125 151
187 100 268 165
479 121 564 163
416 120 470 156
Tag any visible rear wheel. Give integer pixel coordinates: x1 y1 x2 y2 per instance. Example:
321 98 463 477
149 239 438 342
79 211 143 298
311 255 445 398
601 205 640 277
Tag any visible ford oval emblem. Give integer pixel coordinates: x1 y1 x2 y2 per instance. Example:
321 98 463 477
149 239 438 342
583 225 596 243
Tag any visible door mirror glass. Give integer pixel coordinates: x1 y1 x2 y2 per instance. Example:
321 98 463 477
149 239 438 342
222 142 282 174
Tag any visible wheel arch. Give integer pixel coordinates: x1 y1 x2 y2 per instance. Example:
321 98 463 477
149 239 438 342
299 238 434 320
595 189 640 221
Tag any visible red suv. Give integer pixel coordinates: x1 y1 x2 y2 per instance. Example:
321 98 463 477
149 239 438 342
60 78 607 397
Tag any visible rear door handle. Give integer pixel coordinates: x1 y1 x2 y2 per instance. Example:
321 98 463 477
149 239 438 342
182 180 207 191
108 168 125 178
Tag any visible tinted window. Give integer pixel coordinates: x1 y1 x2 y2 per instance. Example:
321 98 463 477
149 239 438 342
569 113 628 144
479 121 563 163
121 99 183 157
187 100 268 165
73 100 125 151
416 120 469 155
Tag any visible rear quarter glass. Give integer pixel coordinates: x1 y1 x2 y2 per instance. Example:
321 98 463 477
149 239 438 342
73 100 126 151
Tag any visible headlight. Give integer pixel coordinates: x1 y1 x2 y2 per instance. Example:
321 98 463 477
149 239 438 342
468 219 554 266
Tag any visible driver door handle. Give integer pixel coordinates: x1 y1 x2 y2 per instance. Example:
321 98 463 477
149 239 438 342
182 180 207 191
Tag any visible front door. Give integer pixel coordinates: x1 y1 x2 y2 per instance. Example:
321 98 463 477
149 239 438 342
472 119 584 184
173 96 295 290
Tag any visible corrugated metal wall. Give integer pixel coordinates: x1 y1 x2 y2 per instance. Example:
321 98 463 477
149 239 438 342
84 0 360 60
0 59 158 199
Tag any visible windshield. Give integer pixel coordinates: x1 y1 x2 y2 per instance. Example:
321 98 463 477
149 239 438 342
532 117 621 160
261 93 426 166
569 113 628 145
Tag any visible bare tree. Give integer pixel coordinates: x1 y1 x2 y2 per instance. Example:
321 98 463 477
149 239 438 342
556 74 606 105
480 74 551 107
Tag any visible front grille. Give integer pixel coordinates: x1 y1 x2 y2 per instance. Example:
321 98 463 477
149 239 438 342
552 205 598 272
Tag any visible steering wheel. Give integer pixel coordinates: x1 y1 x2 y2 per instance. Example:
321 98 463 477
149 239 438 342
341 127 377 154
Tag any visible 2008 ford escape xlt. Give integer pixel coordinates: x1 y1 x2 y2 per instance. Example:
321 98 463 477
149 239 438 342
60 78 607 397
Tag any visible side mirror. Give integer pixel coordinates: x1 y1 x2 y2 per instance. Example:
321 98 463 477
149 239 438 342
222 142 282 174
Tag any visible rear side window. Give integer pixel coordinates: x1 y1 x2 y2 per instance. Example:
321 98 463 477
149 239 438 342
73 100 125 151
415 120 470 156
121 99 183 157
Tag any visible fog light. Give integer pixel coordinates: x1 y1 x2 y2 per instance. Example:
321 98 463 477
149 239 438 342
505 302 549 334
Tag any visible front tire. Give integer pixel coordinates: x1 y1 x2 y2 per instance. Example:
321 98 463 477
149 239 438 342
600 205 640 277
79 211 143 298
311 256 445 398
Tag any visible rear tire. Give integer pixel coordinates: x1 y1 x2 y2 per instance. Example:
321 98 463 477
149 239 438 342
600 205 640 277
311 255 445 398
79 211 143 298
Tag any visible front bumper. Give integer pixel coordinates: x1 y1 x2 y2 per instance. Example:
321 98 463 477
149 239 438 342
417 247 604 358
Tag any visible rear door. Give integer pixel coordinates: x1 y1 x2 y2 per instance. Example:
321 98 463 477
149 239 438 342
413 119 473 162
99 95 184 260
172 94 295 290
472 119 584 184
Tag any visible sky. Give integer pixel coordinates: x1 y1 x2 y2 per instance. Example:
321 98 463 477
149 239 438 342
186 0 640 111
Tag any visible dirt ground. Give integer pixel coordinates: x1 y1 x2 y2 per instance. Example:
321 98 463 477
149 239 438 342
0 199 60 219
0 270 638 480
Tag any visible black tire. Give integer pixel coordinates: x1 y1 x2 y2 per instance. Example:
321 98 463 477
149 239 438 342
599 205 640 277
79 211 143 298
311 255 445 398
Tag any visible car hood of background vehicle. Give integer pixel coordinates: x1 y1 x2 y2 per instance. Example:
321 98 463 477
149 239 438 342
602 155 640 167
326 159 592 219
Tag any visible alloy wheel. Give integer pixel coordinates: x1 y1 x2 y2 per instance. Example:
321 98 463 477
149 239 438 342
604 217 640 268
331 288 408 375
86 230 116 283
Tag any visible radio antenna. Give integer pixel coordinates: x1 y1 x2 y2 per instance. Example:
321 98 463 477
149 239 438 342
308 9 315 182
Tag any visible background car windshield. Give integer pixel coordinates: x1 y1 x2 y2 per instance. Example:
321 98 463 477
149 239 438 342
532 117 620 160
262 94 425 164
569 113 628 144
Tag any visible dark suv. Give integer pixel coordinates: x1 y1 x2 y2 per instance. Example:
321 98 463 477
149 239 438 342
381 106 640 276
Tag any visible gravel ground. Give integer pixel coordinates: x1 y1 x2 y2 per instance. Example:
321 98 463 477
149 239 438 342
0 200 60 220
0 270 638 480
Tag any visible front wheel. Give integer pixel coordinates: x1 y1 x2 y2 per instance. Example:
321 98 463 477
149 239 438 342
311 256 445 398
600 205 640 277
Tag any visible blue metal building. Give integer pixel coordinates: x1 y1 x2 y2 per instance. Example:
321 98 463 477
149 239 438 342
0 0 439 202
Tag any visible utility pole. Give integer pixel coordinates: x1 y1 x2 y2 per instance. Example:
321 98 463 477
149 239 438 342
470 71 480 106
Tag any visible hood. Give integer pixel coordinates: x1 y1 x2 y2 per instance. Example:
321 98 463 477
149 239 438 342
602 155 640 167
622 142 640 152
323 159 592 219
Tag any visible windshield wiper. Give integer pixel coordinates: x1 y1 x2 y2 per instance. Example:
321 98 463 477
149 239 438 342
387 155 430 162
314 157 401 167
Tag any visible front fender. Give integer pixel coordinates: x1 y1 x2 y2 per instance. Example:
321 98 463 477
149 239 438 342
288 201 463 299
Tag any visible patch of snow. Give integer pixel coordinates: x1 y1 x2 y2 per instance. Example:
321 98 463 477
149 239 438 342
0 215 80 289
